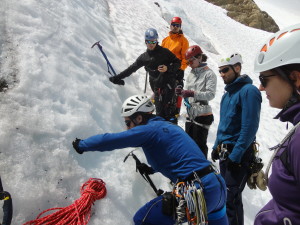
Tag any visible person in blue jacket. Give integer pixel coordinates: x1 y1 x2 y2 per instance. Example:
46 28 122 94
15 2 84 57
211 53 262 225
72 95 228 225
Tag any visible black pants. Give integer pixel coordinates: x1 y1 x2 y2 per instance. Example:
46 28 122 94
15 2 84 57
219 145 255 225
185 115 214 158
154 87 177 123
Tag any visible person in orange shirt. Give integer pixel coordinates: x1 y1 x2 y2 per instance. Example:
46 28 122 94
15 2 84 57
162 17 189 117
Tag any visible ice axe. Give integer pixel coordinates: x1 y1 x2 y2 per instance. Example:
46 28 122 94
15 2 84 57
91 41 117 77
124 151 164 196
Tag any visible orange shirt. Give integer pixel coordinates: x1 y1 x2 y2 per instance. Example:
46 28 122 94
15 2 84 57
162 32 189 70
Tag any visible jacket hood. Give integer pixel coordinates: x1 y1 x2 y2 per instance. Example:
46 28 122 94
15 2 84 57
169 30 184 38
225 74 253 93
278 102 300 125
191 63 208 75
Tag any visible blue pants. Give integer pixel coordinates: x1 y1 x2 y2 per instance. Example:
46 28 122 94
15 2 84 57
133 173 228 225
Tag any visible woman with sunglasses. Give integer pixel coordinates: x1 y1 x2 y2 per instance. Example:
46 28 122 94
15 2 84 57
175 45 217 159
162 17 189 116
72 94 228 225
109 28 181 123
253 24 300 225
212 53 262 225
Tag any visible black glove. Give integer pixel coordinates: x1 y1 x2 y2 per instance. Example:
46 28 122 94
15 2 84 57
72 138 83 154
109 76 125 85
227 158 241 172
137 163 155 175
211 148 220 162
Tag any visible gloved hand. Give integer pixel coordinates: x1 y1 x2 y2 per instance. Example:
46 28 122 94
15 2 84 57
211 148 220 162
109 76 125 85
256 170 267 191
247 172 258 189
137 163 155 175
72 138 83 154
181 90 194 98
226 158 241 172
247 170 267 191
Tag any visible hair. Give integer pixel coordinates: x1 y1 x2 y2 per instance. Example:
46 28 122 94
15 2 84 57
275 63 300 99
130 112 155 125
278 64 300 74
195 54 207 62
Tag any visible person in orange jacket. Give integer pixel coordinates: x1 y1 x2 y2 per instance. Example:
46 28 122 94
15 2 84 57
162 17 189 117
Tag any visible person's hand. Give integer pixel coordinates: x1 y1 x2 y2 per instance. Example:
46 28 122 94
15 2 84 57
157 65 167 73
211 148 220 162
72 138 83 154
181 90 194 98
109 76 125 85
137 163 155 175
227 158 241 172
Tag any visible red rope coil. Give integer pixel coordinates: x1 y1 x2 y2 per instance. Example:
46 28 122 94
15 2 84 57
24 178 107 225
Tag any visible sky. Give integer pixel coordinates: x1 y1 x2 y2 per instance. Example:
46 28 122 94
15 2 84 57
0 0 299 224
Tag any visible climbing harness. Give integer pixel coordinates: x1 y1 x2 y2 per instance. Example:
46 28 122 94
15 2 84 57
23 178 107 225
91 41 117 77
124 150 164 196
0 176 13 225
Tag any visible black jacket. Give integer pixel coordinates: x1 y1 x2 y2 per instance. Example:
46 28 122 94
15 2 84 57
117 45 181 90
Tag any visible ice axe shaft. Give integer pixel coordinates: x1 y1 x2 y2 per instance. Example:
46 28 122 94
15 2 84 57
124 151 163 196
91 41 117 76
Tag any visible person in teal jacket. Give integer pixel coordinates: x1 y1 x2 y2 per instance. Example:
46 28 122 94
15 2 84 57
72 95 228 225
211 53 262 225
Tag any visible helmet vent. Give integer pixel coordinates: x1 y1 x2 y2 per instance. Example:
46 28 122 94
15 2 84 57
124 108 133 112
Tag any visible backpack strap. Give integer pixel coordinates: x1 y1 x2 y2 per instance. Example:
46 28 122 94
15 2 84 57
279 147 293 175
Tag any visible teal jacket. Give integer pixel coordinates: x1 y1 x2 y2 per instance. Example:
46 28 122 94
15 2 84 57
213 75 262 163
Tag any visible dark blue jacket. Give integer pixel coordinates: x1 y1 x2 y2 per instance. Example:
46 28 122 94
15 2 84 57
78 116 210 182
213 75 262 163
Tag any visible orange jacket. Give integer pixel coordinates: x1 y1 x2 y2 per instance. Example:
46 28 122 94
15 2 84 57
162 31 189 70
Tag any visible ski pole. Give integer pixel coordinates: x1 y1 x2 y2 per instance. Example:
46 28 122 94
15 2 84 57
91 41 117 76
124 151 164 196
0 176 13 225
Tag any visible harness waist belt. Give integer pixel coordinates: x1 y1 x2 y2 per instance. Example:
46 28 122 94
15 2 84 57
183 165 214 182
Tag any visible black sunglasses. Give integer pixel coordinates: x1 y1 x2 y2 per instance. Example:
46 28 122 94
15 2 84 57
219 67 230 74
259 74 276 87
124 119 132 127
171 23 181 28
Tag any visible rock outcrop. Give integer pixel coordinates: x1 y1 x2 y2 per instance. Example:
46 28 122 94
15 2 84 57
205 0 279 32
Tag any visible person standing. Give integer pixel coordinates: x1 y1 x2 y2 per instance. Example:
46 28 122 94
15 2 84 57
211 53 262 225
109 28 180 123
72 95 228 225
175 45 217 158
162 17 189 117
253 24 300 225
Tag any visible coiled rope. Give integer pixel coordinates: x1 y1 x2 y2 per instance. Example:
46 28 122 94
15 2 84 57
23 178 107 225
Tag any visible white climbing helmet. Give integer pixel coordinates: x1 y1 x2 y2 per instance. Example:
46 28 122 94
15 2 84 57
218 53 243 67
254 23 300 72
121 95 155 117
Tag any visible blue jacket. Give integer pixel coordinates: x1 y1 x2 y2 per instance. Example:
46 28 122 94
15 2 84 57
213 75 262 163
78 117 211 182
